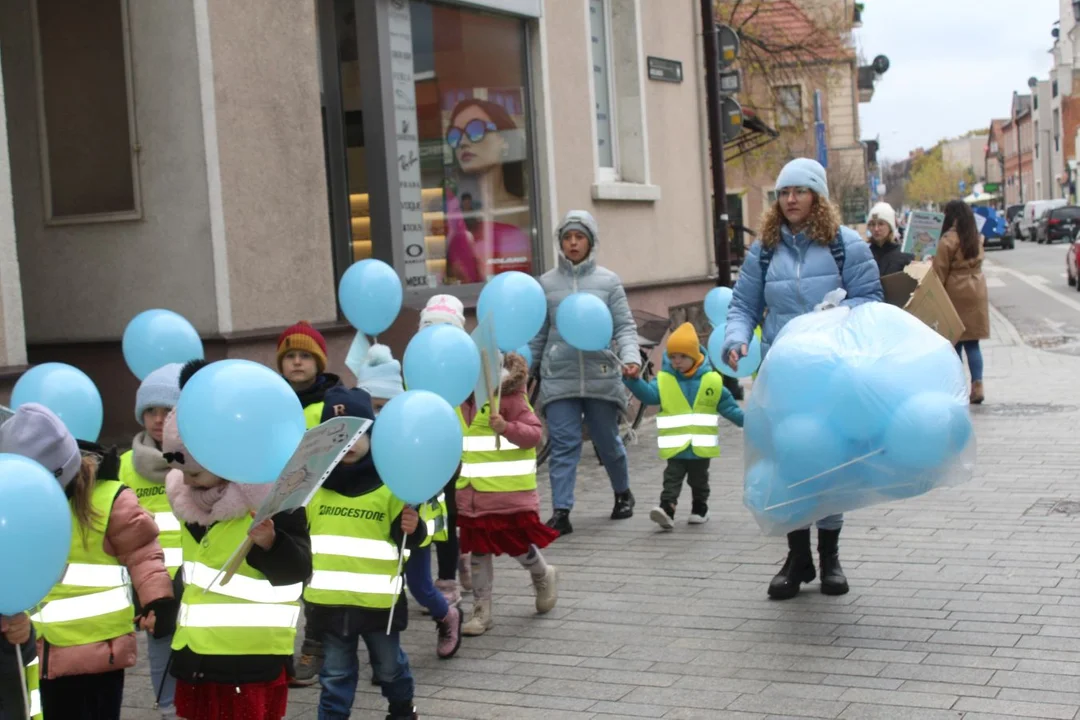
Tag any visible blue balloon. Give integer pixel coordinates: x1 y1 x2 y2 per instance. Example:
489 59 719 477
403 325 481 406
755 341 839 420
12 363 103 442
708 323 761 378
704 287 733 325
744 405 772 456
882 392 957 471
556 293 613 352
515 344 533 369
772 414 848 486
338 259 403 336
477 271 547 351
122 309 204 380
372 390 464 504
825 363 894 443
176 360 306 484
744 459 821 531
949 403 974 454
0 454 73 614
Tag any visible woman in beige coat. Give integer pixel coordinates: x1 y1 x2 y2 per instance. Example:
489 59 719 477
933 200 990 404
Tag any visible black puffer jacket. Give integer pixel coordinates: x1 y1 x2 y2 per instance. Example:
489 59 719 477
870 240 914 277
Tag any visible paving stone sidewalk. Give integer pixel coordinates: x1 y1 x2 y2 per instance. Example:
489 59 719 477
122 306 1080 719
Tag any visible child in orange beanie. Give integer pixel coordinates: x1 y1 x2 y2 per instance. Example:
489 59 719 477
624 322 743 530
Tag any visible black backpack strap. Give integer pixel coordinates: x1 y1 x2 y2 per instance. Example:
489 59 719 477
830 232 846 275
758 244 774 278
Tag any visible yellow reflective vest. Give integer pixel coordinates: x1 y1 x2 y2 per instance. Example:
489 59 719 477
456 402 537 493
31 480 134 648
303 402 325 430
418 493 448 548
22 655 42 720
655 371 723 459
304 485 407 610
171 518 302 657
118 450 182 578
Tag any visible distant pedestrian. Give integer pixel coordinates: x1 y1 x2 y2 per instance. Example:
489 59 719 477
933 200 990 405
866 202 914 277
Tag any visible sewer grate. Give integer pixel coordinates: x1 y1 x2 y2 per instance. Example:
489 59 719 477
977 403 1076 417
1025 498 1080 516
1024 334 1075 349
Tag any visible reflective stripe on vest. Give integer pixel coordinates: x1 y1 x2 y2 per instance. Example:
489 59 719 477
456 401 537 493
303 402 325 430
25 656 42 720
655 371 723 459
31 480 135 647
119 451 183 577
304 486 406 609
418 493 448 548
171 518 300 657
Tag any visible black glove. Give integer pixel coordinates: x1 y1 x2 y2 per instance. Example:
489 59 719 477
141 597 179 639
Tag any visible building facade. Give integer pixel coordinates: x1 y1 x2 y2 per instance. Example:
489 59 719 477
0 0 723 442
1003 93 1035 207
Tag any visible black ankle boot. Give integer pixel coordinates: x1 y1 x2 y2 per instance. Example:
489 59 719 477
768 529 816 600
817 528 849 596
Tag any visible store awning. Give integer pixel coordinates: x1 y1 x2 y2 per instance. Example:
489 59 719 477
724 108 780 162
963 191 996 204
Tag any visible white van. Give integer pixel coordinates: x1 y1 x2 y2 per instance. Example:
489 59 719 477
1020 199 1068 241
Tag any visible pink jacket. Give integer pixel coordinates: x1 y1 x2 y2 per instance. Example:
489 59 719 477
38 486 174 679
457 353 544 519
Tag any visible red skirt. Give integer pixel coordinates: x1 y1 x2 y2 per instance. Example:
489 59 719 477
175 669 289 720
458 510 559 556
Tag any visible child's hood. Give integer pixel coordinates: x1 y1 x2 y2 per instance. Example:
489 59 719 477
501 351 529 394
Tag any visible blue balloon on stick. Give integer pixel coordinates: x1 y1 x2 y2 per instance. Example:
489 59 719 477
177 360 306 484
555 293 613 352
122 309 204 380
744 459 821 530
338 259 403 336
704 287 733 325
12 363 103 442
0 453 73 614
403 324 481 407
372 390 464 504
708 324 761 378
477 271 547 351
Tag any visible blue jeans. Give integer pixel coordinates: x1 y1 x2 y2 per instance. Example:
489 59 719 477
814 514 844 531
146 630 176 714
545 397 631 511
956 340 983 382
318 629 413 719
405 545 448 619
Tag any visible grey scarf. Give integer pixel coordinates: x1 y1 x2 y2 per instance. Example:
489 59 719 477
131 430 170 483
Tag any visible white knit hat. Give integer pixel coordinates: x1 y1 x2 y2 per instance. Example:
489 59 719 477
868 202 898 237
419 294 466 330
355 344 405 400
134 362 182 425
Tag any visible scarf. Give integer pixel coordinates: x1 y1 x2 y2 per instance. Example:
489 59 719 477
165 469 273 527
130 431 170 483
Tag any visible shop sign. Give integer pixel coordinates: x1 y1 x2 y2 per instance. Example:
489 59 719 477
388 0 431 289
647 56 683 83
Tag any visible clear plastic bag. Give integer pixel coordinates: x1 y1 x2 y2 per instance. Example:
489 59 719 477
743 302 976 536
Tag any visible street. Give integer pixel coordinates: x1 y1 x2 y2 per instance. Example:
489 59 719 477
118 251 1080 720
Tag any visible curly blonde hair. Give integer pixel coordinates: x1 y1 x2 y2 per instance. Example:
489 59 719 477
759 193 842 250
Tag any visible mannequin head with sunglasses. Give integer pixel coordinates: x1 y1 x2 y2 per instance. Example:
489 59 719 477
446 99 525 202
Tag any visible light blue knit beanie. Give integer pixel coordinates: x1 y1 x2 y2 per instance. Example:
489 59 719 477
775 158 830 200
135 363 183 425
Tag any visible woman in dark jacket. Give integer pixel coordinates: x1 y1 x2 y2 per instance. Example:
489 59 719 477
867 202 914 277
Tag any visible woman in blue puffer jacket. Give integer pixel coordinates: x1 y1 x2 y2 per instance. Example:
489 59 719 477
722 158 883 601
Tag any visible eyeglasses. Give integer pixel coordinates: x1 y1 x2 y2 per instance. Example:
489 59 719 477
447 119 498 149
778 187 811 200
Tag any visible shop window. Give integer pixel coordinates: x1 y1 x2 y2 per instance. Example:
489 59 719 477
32 0 140 222
775 85 803 128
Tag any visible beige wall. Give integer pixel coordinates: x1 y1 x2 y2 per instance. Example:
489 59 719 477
543 0 711 286
0 0 219 343
0 42 26 368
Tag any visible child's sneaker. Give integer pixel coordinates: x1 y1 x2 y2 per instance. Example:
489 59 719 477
649 502 675 530
688 502 710 525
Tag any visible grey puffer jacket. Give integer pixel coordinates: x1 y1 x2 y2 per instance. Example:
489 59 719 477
528 210 640 412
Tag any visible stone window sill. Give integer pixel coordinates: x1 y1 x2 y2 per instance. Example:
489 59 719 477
591 182 661 203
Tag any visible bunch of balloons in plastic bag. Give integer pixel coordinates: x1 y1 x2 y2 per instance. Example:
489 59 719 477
743 302 976 535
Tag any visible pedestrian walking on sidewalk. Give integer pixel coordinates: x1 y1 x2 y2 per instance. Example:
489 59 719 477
721 158 883 600
933 200 990 405
867 202 914 277
528 210 642 536
624 322 744 530
456 351 559 637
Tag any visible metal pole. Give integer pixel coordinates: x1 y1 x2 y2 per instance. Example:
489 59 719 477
1016 109 1025 204
701 0 731 288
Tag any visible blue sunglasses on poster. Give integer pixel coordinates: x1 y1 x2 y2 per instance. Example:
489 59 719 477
446 119 498 149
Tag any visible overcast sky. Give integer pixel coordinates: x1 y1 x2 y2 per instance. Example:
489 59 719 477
857 0 1061 161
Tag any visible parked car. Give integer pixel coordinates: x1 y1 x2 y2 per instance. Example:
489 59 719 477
1005 204 1024 240
1067 238 1080 291
1037 205 1080 244
1021 199 1068 241
976 206 1013 250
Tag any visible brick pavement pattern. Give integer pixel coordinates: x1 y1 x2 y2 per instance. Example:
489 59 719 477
121 307 1080 719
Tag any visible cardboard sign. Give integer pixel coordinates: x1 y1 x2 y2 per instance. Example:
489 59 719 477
471 313 501 410
902 211 946 260
881 261 966 344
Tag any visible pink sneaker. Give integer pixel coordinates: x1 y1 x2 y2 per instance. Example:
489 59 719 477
458 554 473 591
435 605 462 659
434 579 461 608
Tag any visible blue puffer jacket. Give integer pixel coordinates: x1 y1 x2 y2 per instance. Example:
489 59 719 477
723 225 883 357
624 349 744 460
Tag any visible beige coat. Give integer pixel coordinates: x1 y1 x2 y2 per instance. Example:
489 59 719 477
932 229 989 342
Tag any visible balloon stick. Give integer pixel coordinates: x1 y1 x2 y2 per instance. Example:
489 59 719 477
385 536 407 635
480 350 500 450
16 650 30 720
785 448 887 489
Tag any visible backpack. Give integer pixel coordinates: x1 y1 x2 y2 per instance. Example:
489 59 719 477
759 231 846 280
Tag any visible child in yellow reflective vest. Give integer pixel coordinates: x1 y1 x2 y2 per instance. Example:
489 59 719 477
163 360 312 720
624 323 744 531
457 351 559 636
304 387 424 720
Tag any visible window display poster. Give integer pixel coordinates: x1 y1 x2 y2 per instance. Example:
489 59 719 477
387 0 431 289
902 210 946 260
